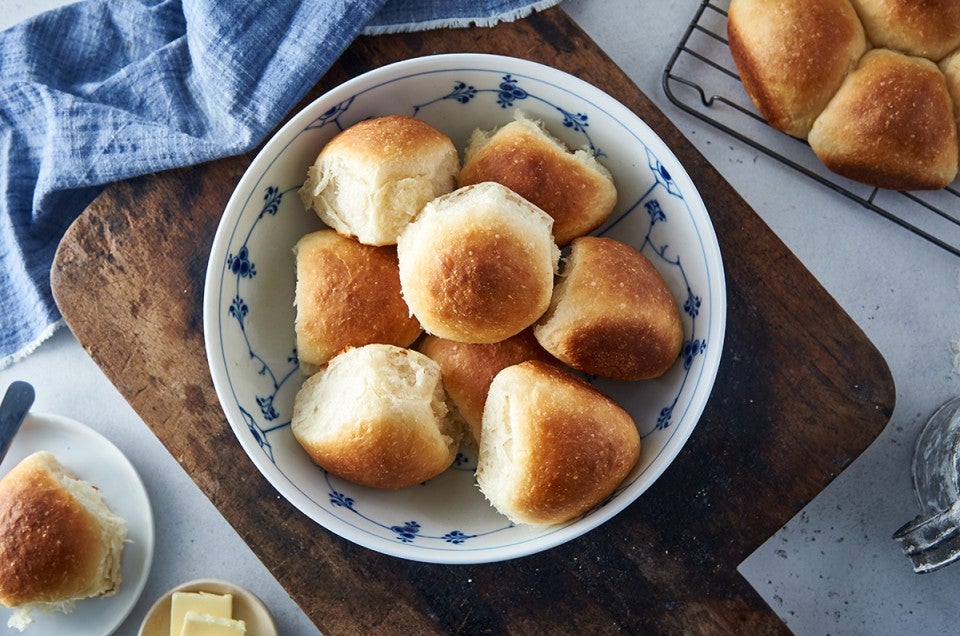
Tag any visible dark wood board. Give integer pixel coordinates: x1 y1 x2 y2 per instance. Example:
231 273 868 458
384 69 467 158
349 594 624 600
50 7 895 635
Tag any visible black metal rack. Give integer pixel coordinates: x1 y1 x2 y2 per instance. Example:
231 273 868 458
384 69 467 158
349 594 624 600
662 0 960 258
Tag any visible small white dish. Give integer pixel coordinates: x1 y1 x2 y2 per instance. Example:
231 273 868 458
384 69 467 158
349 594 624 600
203 53 726 564
0 412 155 634
138 578 277 636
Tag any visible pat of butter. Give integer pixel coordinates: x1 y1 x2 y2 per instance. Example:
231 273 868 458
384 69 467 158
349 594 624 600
180 611 247 636
170 592 233 636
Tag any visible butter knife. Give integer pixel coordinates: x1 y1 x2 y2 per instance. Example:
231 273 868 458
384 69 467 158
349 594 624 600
0 381 35 464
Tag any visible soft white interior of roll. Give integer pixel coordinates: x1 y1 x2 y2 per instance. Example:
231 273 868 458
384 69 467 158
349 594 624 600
476 372 521 517
57 471 127 597
533 247 576 349
301 140 458 245
304 157 379 241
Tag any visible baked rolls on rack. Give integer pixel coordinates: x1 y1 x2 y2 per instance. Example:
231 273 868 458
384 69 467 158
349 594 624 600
728 0 960 191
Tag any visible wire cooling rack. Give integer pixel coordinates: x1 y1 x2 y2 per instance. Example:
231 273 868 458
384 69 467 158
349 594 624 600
662 0 960 258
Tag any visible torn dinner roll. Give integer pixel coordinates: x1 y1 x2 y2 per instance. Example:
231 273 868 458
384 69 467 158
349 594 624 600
397 182 560 344
534 236 683 381
291 344 460 489
459 112 617 246
299 115 459 245
475 361 641 525
0 452 127 631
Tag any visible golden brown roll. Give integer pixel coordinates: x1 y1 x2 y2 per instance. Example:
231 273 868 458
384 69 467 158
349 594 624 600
294 229 422 375
0 452 127 630
291 344 460 490
475 361 641 525
808 48 959 191
534 236 683 381
299 115 459 245
417 329 559 448
848 0 960 60
459 112 617 246
727 0 867 138
397 182 560 344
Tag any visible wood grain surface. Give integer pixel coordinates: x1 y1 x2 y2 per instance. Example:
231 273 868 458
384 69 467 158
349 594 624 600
50 7 895 635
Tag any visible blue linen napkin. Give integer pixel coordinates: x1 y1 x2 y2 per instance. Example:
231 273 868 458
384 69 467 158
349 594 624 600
0 0 560 369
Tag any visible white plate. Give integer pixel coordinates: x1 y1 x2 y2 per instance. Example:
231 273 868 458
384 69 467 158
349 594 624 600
203 53 726 564
0 413 155 634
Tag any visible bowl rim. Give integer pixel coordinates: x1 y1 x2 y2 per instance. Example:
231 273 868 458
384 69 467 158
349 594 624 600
203 52 727 564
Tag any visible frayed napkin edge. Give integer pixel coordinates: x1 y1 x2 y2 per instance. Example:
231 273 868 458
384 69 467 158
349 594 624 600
361 0 562 35
0 321 63 372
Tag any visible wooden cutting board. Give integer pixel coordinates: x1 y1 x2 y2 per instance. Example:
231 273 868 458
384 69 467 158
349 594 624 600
50 7 894 635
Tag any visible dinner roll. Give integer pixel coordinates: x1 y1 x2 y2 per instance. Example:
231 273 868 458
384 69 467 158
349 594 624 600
291 344 460 489
848 0 960 60
808 49 959 191
0 451 127 631
417 329 559 448
299 115 459 245
397 182 560 344
476 361 641 525
459 112 617 245
727 0 867 138
940 50 960 129
294 229 422 375
534 236 683 381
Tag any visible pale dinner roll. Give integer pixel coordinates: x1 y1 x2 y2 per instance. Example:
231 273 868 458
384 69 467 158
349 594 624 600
727 0 867 138
476 361 641 525
808 48 959 191
941 50 960 129
0 452 127 631
397 182 560 344
459 112 617 245
848 0 960 60
417 328 559 448
291 344 460 489
299 115 459 245
294 229 422 375
534 236 683 381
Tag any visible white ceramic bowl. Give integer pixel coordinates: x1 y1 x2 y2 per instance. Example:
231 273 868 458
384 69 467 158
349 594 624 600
203 53 726 564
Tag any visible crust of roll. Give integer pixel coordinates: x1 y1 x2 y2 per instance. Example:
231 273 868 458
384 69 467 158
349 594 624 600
534 236 683 381
475 361 641 525
727 0 867 138
808 49 959 191
291 344 460 490
397 182 560 344
0 452 126 622
294 229 422 375
459 112 617 246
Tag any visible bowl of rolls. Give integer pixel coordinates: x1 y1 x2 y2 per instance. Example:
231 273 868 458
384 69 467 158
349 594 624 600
203 53 726 563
